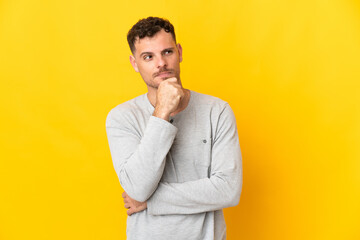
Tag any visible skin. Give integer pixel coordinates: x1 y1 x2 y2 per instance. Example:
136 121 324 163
123 29 191 216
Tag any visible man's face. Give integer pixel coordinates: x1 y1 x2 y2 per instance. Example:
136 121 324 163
129 29 183 90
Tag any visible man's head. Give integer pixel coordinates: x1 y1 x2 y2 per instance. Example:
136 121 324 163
127 17 183 92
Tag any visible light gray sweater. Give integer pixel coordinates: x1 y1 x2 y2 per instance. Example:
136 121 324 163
106 90 242 240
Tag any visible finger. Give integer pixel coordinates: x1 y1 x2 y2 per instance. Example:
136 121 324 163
139 202 147 211
122 192 126 198
124 203 130 209
127 209 133 216
165 77 177 83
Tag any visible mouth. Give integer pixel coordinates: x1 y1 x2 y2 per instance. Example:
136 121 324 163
154 70 174 78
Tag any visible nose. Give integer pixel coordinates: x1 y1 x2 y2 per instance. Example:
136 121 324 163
157 55 167 69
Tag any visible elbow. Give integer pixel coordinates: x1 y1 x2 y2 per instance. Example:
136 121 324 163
212 169 243 208
120 177 156 202
122 185 154 202
225 179 242 208
228 189 241 207
128 191 151 203
228 163 243 207
117 169 157 202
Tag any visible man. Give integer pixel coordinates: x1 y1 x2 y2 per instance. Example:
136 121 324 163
106 17 242 240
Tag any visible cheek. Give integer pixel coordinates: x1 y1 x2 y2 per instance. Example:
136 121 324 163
138 63 153 73
138 66 154 79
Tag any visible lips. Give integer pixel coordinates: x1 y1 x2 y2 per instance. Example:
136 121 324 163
157 72 172 77
154 71 173 78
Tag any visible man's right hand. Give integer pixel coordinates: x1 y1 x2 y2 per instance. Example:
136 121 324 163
153 77 185 121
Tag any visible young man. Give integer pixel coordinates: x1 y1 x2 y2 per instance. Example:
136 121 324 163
106 17 242 240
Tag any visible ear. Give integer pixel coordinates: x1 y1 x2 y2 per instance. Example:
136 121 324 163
177 43 183 63
129 55 139 72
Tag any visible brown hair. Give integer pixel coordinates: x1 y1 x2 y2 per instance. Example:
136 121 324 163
127 17 176 53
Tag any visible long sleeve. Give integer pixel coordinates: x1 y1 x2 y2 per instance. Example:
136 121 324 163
147 104 242 215
106 109 178 202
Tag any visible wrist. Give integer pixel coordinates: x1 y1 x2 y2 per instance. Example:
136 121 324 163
153 107 170 121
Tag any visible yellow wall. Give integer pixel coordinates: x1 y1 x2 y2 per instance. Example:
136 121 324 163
1 0 359 239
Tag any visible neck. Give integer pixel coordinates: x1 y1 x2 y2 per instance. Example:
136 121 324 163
146 87 158 107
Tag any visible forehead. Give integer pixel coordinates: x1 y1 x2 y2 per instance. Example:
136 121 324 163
134 29 176 55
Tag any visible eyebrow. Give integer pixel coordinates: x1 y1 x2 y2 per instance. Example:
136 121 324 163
139 48 175 58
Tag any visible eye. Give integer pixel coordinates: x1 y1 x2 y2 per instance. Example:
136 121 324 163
143 55 152 61
164 50 173 55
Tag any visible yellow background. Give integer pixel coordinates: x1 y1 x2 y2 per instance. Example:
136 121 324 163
1 0 359 239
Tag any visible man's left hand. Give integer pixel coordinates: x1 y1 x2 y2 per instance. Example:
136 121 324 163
122 191 147 216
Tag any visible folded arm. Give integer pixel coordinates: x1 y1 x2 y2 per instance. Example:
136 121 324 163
106 113 177 202
147 104 243 215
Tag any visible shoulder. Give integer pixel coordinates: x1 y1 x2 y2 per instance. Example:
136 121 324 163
190 90 231 113
190 91 237 128
105 94 148 127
